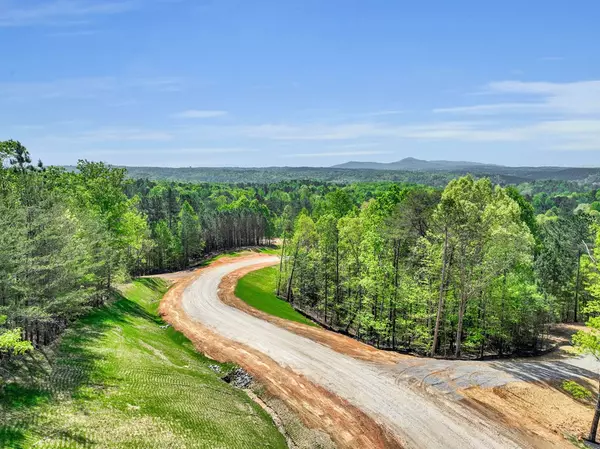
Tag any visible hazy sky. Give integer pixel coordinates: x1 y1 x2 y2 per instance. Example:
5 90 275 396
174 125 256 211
1 0 600 167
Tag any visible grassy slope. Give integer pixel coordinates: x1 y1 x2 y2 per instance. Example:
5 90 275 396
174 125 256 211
235 267 317 327
0 278 287 449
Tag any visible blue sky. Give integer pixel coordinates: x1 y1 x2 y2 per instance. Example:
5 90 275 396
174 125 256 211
1 0 599 167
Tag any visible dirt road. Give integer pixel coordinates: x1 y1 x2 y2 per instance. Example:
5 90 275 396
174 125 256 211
180 256 534 449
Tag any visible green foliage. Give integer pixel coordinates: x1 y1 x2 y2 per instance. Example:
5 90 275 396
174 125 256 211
562 380 593 401
120 165 600 186
0 279 287 448
0 328 33 355
1 140 596 367
178 201 204 265
281 176 550 358
573 317 600 360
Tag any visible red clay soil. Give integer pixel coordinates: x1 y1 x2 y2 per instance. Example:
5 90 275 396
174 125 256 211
461 382 594 448
158 255 403 449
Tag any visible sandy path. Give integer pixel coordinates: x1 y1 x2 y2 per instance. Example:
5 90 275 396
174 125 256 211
180 255 532 449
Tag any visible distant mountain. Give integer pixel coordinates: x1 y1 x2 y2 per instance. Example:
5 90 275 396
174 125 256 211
113 163 600 186
63 158 600 186
332 157 491 171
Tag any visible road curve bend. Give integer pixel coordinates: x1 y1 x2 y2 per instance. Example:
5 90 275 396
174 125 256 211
181 256 527 449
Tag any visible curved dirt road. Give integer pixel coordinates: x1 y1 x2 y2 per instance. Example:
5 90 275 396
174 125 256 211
181 256 530 449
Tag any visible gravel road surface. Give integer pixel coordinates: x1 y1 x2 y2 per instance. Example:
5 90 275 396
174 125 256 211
181 256 529 449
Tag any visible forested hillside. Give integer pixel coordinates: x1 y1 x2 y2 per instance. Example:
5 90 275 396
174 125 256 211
3 139 600 363
277 178 597 357
118 163 600 185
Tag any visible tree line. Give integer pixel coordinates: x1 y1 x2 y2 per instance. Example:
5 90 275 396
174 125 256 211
0 142 279 360
278 176 597 358
2 139 600 362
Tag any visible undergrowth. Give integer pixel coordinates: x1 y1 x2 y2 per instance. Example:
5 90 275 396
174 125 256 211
562 380 593 403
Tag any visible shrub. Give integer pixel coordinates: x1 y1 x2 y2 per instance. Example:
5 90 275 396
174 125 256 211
562 380 593 401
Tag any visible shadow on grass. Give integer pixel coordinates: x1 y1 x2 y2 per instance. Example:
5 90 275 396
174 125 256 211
0 286 164 448
135 276 167 292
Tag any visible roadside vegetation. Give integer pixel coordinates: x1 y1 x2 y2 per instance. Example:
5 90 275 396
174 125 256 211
5 139 600 443
278 179 598 360
235 267 316 326
562 380 593 402
0 278 287 448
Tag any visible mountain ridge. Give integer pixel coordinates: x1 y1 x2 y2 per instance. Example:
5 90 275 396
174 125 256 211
333 157 501 171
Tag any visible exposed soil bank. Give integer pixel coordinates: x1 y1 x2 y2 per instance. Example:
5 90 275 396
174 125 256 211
158 255 399 449
163 254 554 449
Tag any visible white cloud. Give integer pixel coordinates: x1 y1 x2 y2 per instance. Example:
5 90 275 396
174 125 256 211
433 103 542 115
436 80 600 116
363 110 404 117
237 123 380 140
0 76 182 101
193 116 598 152
427 78 600 151
27 127 174 146
79 128 173 142
82 147 256 155
172 110 228 119
284 150 392 158
224 121 524 142
0 0 138 27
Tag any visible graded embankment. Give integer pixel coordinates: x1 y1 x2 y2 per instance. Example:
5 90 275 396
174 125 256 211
0 278 287 449
182 256 533 449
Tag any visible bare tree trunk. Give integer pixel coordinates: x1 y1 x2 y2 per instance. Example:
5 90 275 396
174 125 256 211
276 234 286 296
335 233 340 318
588 378 600 443
431 228 449 357
455 291 467 359
286 242 299 304
574 249 581 323
324 269 329 325
391 240 400 350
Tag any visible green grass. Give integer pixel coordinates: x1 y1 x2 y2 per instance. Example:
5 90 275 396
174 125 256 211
0 278 287 449
235 267 317 327
562 380 593 402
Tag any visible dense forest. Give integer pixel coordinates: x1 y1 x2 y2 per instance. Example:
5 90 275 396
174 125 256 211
118 164 600 185
3 139 600 362
278 178 596 357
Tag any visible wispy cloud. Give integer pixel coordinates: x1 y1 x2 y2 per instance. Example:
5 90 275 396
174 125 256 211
426 78 600 150
84 147 256 155
435 79 600 116
363 110 404 117
0 0 139 27
30 127 174 146
0 76 183 101
226 121 524 142
172 110 228 119
46 29 100 37
284 150 392 158
433 103 541 115
192 116 599 152
79 127 173 142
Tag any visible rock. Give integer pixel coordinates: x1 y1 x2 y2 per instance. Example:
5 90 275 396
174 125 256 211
208 364 222 373
223 367 253 389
